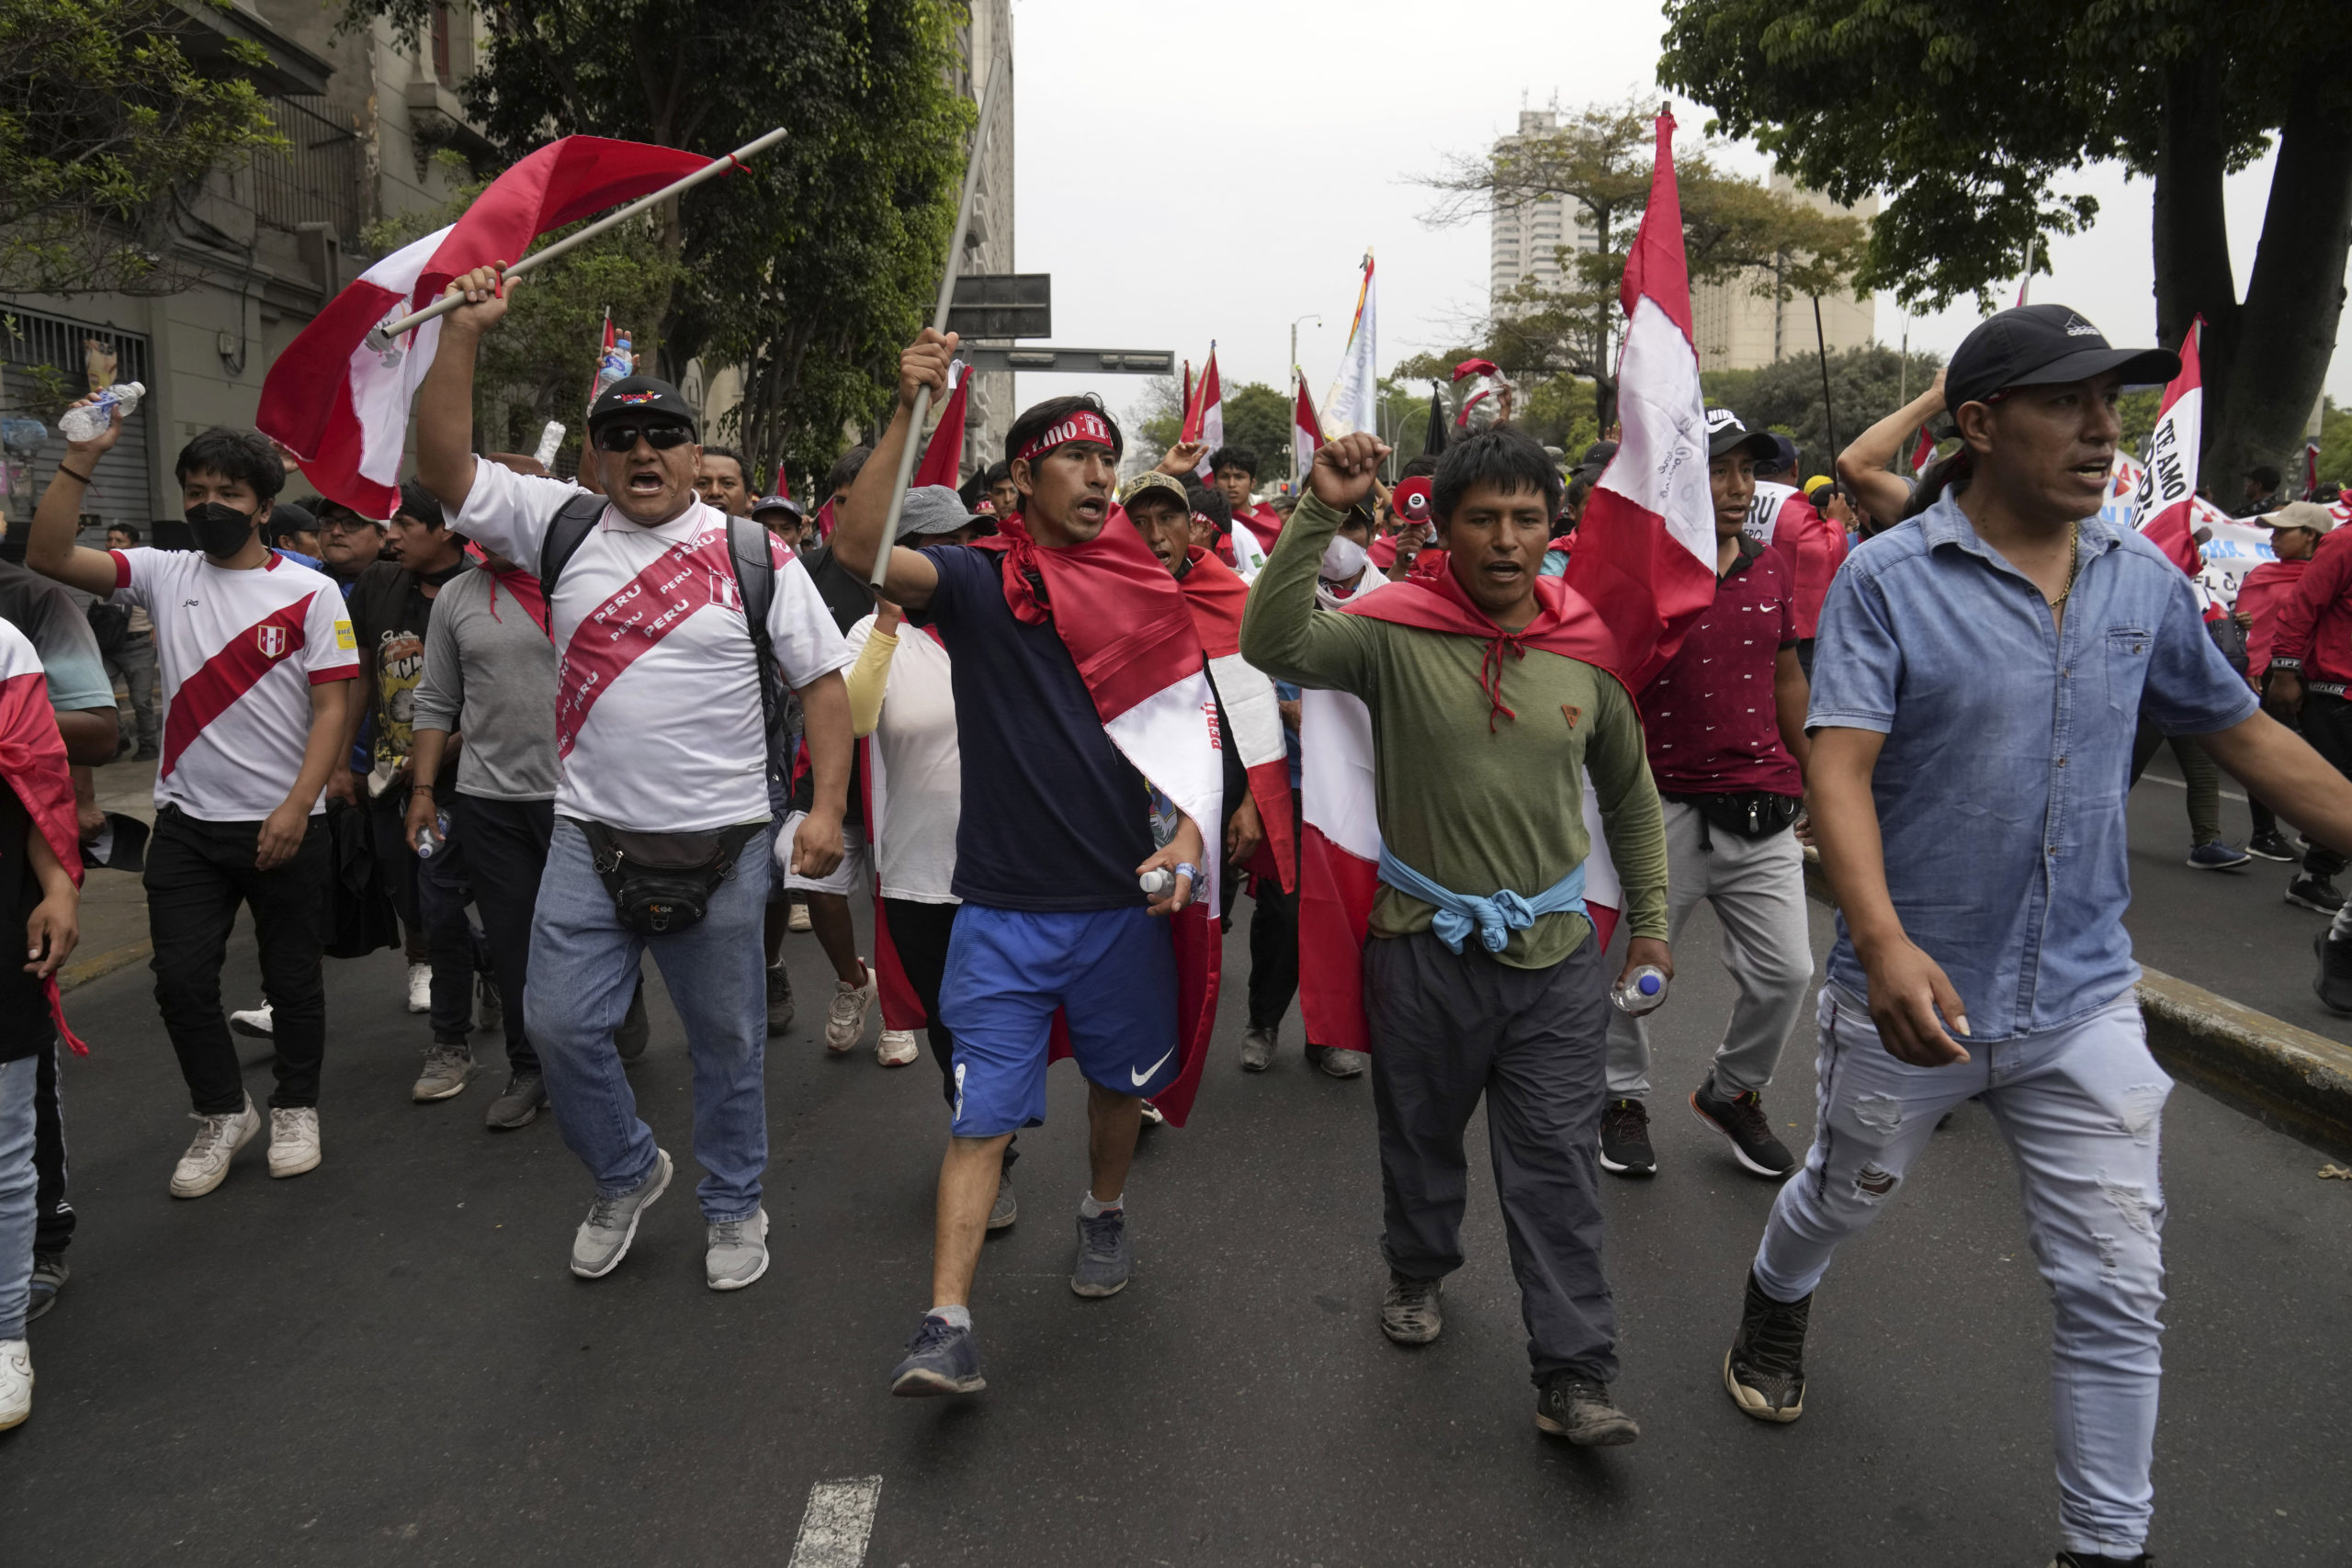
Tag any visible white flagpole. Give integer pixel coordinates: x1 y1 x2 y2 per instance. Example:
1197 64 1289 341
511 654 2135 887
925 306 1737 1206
871 48 1011 587
373 126 792 340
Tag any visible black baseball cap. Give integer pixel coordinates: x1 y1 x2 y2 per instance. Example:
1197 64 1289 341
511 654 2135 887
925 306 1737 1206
1704 408 1777 462
1571 440 1618 481
586 375 697 433
1946 304 2178 410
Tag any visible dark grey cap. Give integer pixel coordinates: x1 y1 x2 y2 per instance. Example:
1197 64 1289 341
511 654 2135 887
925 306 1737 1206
1946 304 2179 409
897 485 970 540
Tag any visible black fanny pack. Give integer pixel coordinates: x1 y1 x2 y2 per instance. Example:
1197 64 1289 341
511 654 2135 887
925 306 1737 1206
1663 790 1802 845
581 819 764 936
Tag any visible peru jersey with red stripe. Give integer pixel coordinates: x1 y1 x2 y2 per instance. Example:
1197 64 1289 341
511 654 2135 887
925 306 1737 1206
110 548 358 821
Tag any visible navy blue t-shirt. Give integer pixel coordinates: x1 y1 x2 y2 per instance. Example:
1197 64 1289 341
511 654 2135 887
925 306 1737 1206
910 546 1152 910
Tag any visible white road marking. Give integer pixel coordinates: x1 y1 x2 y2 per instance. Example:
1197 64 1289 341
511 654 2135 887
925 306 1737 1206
787 1477 883 1568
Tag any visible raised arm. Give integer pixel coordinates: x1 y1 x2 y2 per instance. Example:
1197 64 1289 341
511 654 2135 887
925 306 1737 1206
27 399 136 597
1838 367 1945 527
1238 434 1389 694
415 263 513 516
831 332 959 611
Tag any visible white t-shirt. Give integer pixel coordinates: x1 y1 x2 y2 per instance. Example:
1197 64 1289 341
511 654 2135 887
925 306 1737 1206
455 460 854 834
109 547 358 821
848 614 960 903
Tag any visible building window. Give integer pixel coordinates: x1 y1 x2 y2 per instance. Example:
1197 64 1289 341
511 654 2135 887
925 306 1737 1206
431 3 452 85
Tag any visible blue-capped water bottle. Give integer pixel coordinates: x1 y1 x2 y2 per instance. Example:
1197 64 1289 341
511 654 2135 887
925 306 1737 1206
415 807 451 860
1610 964 1668 1016
59 382 145 443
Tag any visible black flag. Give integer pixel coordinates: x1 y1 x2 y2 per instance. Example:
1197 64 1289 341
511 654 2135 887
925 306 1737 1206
1421 382 1447 457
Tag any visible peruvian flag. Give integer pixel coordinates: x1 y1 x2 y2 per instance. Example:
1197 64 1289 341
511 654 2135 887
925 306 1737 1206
1743 479 1841 637
2132 317 2206 580
914 359 970 490
258 136 715 517
1291 377 1324 491
1565 109 1717 689
1908 424 1938 478
0 622 85 1054
1182 345 1224 484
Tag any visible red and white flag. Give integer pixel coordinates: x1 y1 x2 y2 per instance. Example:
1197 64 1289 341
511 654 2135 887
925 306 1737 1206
1565 109 1717 689
1908 424 1938 478
2132 316 2206 580
1182 345 1224 484
258 136 715 518
1291 377 1324 491
1173 548 1296 892
0 622 85 1054
913 358 970 491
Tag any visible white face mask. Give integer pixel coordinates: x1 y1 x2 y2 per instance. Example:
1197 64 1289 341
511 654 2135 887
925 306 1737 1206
1316 534 1370 610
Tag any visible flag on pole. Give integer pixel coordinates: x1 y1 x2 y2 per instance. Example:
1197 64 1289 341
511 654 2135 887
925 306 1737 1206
2307 440 2323 501
1908 425 1938 478
257 136 716 517
2132 317 2207 580
913 358 970 491
1564 108 1718 689
1182 345 1223 483
1421 383 1448 457
1323 253 1379 439
1291 376 1324 491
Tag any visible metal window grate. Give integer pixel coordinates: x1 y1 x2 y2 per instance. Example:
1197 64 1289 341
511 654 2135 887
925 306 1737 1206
254 97 363 249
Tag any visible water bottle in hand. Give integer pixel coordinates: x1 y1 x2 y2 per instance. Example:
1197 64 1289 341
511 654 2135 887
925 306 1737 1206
59 382 144 442
1611 964 1668 1016
1138 867 1174 897
415 808 450 860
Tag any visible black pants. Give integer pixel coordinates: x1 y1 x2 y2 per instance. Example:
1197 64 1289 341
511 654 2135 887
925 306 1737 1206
145 806 330 1113
415 804 491 1046
1364 929 1616 1384
2301 694 2352 878
885 897 1012 1172
367 784 429 964
451 794 548 1072
1247 796 1302 1029
33 1037 70 1254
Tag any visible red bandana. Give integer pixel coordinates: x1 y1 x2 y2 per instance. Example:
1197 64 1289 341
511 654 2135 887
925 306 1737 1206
1013 410 1117 467
1340 568 1624 731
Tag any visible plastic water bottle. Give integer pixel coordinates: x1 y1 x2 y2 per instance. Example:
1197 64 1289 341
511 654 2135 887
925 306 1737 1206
592 333 633 402
415 808 451 860
533 420 565 467
1139 867 1174 897
1611 964 1669 1016
59 382 144 442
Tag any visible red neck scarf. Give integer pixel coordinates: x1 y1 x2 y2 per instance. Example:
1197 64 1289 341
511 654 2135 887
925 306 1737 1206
463 543 549 635
1340 566 1623 731
967 506 1203 722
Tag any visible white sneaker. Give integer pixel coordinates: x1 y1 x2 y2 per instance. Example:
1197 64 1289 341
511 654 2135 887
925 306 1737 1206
0 1339 29 1430
406 962 432 1013
824 961 876 1054
787 902 812 933
169 1099 262 1198
876 1028 919 1067
268 1107 322 1179
228 1002 274 1038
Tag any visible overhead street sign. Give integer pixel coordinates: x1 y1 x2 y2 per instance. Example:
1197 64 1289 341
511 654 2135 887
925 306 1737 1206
959 345 1174 376
946 273 1051 340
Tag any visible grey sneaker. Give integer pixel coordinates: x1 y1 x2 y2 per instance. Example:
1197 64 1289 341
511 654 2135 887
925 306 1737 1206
890 1315 985 1397
1239 1025 1277 1072
26 1253 66 1323
1321 1045 1367 1079
169 1099 262 1198
412 1044 475 1102
484 1070 547 1130
1535 1373 1641 1446
616 980 650 1061
1381 1271 1444 1344
765 964 795 1036
706 1208 770 1292
570 1148 673 1279
987 1174 1018 1232
1069 1209 1133 1298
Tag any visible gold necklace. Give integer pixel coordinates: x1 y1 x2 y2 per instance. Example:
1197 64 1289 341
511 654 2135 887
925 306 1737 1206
2049 519 2081 606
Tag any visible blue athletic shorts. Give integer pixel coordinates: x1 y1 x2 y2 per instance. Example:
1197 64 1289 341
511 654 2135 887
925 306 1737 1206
938 903 1181 1136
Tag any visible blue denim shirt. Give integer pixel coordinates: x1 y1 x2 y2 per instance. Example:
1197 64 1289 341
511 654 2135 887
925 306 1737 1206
1808 492 2257 1040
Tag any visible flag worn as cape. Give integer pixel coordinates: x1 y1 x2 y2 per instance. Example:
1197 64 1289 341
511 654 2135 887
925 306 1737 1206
1295 568 1627 1054
0 623 85 1054
1565 110 1718 690
1173 547 1296 893
258 136 717 518
2132 318 2208 581
1742 480 1843 638
967 511 1224 1124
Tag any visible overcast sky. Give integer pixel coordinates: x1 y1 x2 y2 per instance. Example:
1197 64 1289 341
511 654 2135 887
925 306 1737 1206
1006 0 2347 431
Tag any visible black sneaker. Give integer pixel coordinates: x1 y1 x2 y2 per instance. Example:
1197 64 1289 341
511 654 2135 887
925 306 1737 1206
889 1315 986 1396
1380 1271 1443 1344
1724 1269 1810 1423
1533 1372 1640 1446
1599 1098 1655 1177
2286 874 2346 915
1690 1076 1796 1178
2316 930 2352 1016
1070 1209 1134 1297
2247 829 2298 862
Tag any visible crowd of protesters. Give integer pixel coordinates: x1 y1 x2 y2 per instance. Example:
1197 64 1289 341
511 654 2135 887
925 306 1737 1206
4 288 2352 1568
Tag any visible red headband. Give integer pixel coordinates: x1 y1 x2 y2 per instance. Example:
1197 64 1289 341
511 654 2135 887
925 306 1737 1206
1014 410 1116 467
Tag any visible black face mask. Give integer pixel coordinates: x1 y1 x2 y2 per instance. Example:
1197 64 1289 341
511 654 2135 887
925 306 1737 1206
186 502 256 558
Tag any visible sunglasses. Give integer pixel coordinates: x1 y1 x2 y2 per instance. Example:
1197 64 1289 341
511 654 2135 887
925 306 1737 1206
591 422 695 454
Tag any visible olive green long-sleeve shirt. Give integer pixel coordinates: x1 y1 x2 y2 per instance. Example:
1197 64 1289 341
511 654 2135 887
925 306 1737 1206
1238 492 1669 968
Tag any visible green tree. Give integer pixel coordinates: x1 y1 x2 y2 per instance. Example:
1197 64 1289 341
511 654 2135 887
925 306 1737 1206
2317 398 2352 491
0 0 285 295
1659 0 2352 511
345 0 970 484
1392 349 1601 463
1218 382 1290 475
1418 97 1867 431
1698 344 1946 473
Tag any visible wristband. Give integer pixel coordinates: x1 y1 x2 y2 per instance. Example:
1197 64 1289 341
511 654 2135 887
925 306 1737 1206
1175 862 1200 886
58 465 92 485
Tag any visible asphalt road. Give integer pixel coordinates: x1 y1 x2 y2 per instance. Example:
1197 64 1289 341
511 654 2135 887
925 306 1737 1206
4 888 2349 1566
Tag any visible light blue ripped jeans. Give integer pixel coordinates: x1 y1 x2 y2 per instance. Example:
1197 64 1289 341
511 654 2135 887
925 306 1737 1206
1754 985 2170 1561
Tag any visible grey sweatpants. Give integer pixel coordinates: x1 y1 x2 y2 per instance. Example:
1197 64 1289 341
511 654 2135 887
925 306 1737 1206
1605 800 1811 1100
1365 929 1616 1384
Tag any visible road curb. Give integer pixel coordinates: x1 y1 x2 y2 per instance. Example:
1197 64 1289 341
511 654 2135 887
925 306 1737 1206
60 939 151 993
1801 850 2352 1158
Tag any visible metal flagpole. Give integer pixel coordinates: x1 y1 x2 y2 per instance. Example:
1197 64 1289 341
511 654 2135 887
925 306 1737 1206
871 48 1011 587
373 126 792 340
1812 294 1839 468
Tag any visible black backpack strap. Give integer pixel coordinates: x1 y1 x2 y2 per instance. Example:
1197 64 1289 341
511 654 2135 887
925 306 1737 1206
726 514 786 786
535 492 606 620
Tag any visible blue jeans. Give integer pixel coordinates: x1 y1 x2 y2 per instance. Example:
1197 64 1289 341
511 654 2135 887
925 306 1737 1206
526 818 773 1223
1755 987 2169 1559
0 1055 38 1340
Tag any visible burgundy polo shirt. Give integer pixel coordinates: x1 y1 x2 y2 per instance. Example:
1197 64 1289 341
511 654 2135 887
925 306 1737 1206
1636 536 1802 797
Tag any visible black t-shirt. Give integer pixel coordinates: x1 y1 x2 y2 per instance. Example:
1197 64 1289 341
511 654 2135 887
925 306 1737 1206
0 780 54 1061
346 560 464 784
